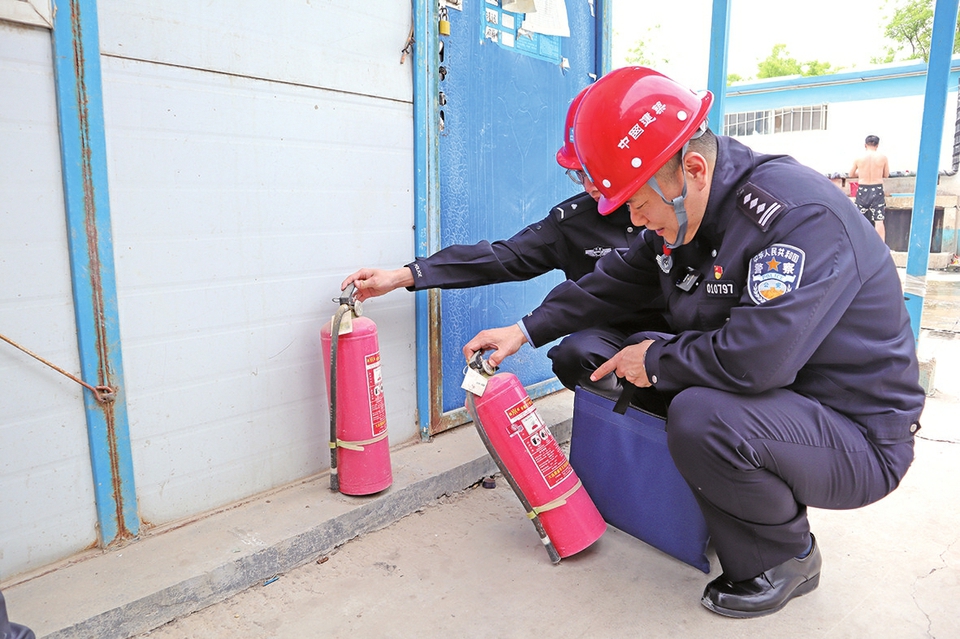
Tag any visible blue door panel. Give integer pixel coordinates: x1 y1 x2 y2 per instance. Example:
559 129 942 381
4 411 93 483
437 3 597 412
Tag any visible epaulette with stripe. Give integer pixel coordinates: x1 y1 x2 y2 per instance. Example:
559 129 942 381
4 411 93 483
551 193 597 222
736 182 786 231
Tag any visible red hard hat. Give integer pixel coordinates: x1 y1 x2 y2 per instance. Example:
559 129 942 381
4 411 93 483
573 67 713 215
555 85 592 170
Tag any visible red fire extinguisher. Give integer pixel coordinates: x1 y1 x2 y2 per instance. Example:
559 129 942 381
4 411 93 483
464 354 606 563
320 284 392 495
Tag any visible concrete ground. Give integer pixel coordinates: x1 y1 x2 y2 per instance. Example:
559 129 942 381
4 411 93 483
4 271 960 639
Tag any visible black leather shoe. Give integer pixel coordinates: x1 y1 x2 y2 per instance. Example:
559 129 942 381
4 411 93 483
701 534 822 618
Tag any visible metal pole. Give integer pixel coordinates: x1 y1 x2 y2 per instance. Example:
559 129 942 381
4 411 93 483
596 0 612 76
51 0 139 545
903 0 960 343
706 0 731 130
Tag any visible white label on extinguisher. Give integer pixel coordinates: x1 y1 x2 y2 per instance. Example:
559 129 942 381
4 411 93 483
365 352 387 436
505 396 573 490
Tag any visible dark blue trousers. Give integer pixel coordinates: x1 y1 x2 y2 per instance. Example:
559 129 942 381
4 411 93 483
667 386 914 581
550 331 914 581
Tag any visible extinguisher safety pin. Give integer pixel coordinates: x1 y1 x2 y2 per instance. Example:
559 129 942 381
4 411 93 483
468 351 497 376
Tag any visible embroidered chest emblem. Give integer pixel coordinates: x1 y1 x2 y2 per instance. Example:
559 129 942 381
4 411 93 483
584 246 612 258
748 243 805 305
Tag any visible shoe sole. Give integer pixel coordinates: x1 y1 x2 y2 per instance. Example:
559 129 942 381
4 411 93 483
700 573 821 619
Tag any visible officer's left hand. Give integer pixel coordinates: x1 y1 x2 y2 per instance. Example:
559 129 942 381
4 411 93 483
591 340 654 387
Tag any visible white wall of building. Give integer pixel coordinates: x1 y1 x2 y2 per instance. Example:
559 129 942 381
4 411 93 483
99 0 418 529
1 0 418 580
0 23 99 580
733 92 960 179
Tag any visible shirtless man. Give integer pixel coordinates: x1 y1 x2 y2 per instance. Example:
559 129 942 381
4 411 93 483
850 134 890 242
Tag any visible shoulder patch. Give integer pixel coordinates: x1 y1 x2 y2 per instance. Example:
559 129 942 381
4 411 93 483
737 182 786 231
748 243 805 305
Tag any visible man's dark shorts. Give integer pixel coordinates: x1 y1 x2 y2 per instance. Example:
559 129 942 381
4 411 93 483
855 183 886 223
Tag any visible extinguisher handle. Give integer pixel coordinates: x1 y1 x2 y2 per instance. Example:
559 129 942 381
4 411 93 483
337 282 357 305
334 283 363 316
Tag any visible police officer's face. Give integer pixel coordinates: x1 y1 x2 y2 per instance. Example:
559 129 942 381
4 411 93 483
624 183 686 245
624 157 709 246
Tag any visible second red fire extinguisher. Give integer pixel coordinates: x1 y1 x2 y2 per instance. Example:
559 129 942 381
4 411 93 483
464 354 606 563
320 284 392 496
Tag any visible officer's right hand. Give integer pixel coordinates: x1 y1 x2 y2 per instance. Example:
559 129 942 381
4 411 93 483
341 267 415 302
462 325 528 369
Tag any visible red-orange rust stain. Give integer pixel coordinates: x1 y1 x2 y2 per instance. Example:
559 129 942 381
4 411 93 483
70 0 132 543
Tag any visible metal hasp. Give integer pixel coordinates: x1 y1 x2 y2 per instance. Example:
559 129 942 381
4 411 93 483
51 0 140 545
706 0 731 130
904 0 960 345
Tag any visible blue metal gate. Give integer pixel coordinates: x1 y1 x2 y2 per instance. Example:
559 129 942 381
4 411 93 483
420 1 606 434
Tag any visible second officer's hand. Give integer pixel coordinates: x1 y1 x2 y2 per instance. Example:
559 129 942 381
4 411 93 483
462 325 528 368
590 340 654 387
341 267 414 302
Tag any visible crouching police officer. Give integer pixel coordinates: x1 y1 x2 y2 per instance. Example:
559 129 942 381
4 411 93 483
341 86 667 398
463 67 924 618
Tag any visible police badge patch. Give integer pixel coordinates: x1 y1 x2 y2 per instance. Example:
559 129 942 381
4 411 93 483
748 243 805 305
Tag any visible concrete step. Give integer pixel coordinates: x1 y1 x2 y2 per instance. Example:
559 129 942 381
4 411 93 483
2 391 574 639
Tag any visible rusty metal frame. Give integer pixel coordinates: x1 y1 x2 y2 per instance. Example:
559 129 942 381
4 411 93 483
413 0 441 441
51 0 139 546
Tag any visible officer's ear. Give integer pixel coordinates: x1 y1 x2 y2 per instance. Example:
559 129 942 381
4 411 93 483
682 152 709 189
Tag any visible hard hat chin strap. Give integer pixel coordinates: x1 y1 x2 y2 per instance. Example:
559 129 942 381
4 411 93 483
647 140 691 250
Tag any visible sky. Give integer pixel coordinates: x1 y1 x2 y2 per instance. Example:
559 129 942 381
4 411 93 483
611 0 896 88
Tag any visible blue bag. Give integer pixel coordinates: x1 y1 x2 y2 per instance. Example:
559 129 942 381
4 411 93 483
569 387 711 573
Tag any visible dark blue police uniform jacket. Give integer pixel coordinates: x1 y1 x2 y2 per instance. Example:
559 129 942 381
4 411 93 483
404 192 639 288
404 191 669 393
521 136 925 580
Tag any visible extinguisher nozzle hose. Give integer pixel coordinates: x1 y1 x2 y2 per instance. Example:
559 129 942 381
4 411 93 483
329 469 339 492
544 541 561 564
467 394 561 564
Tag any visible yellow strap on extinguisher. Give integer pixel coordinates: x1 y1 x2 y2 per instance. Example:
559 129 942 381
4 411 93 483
330 429 389 452
526 479 583 519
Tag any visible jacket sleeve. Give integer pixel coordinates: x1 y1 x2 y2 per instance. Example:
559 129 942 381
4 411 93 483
645 207 864 394
405 214 570 290
521 232 665 347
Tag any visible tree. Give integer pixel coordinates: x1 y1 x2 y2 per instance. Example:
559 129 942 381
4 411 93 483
756 44 835 79
624 25 669 67
879 0 960 63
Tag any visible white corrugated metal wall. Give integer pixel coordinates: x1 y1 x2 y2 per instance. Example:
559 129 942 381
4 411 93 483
0 0 418 581
0 21 99 581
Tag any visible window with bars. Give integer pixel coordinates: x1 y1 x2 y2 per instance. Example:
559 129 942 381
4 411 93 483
724 104 828 136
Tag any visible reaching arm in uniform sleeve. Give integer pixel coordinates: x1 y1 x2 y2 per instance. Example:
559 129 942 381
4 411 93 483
520 230 666 347
407 192 610 290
